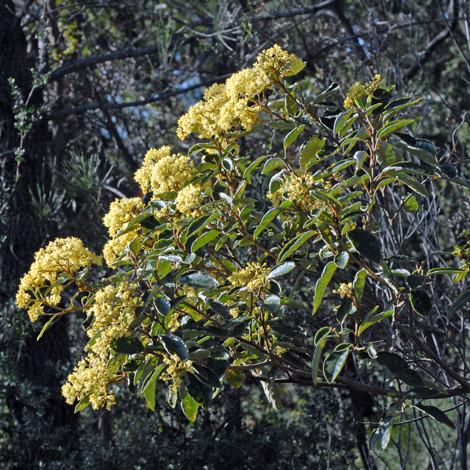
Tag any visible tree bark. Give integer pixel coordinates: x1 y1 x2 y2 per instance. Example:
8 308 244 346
0 1 78 467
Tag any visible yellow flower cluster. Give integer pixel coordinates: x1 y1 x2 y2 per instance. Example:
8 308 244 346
134 146 194 195
175 184 205 215
16 237 101 322
102 197 144 266
254 44 306 79
161 353 194 382
176 45 305 142
344 74 383 109
228 262 271 291
333 282 354 299
62 283 140 409
269 173 326 212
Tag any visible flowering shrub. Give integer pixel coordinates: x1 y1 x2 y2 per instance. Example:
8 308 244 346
17 45 470 448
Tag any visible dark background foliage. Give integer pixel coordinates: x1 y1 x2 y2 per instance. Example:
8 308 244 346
1 1 469 468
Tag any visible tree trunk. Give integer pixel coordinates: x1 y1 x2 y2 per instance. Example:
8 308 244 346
0 1 79 467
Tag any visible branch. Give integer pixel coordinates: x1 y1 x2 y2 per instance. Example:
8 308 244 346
48 44 162 82
404 1 459 82
396 323 470 392
47 75 231 119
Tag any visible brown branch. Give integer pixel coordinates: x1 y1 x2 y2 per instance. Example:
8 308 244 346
396 323 470 392
47 75 231 118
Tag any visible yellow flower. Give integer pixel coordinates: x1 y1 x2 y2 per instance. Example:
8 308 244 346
177 45 305 141
102 197 144 266
333 282 354 299
229 262 271 291
16 237 101 322
175 184 205 215
134 146 194 195
344 74 383 109
62 283 140 410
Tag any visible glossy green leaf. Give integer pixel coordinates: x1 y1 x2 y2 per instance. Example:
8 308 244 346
353 268 367 306
407 274 426 290
312 261 337 314
300 137 325 169
37 313 59 341
225 369 246 388
262 157 284 174
323 345 350 383
181 394 200 422
267 262 296 279
410 290 432 317
278 231 316 263
336 298 356 324
74 392 91 413
179 272 219 288
415 404 455 429
143 367 160 411
448 289 470 316
253 207 284 240
110 337 144 355
402 194 419 212
161 333 189 360
370 416 393 451
348 229 382 264
191 229 220 252
334 109 354 134
243 155 268 182
284 124 305 149
358 308 393 336
377 119 414 140
334 251 349 269
312 338 326 386
314 82 340 103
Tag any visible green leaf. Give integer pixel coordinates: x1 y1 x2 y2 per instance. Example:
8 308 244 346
393 173 429 197
334 251 349 269
377 352 424 387
267 262 296 279
179 272 219 288
407 274 426 290
314 82 340 103
370 416 393 451
323 345 350 383
278 230 316 263
154 296 171 316
336 298 356 323
410 290 432 317
181 394 200 422
225 369 246 388
74 392 91 413
377 119 414 140
37 313 59 341
358 308 393 336
312 261 337 314
415 404 455 429
161 333 189 360
262 157 284 174
334 109 354 134
353 268 367 306
448 289 470 316
253 207 284 240
312 339 326 386
110 337 144 355
284 124 305 149
300 137 325 169
348 229 382 264
116 212 152 237
191 229 220 252
427 267 466 275
402 194 419 213
403 387 439 400
314 327 332 345
243 155 268 182
143 367 160 411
